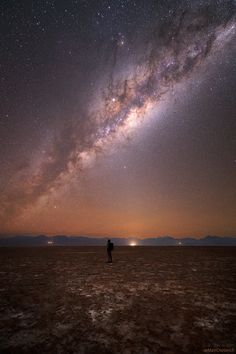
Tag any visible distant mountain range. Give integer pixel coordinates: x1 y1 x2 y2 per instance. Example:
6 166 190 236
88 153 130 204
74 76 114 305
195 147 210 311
0 235 235 246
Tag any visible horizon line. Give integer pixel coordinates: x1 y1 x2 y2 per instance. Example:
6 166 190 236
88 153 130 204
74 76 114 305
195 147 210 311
1 234 236 239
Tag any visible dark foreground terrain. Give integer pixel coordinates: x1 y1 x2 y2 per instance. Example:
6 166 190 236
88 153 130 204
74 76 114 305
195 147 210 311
0 247 235 354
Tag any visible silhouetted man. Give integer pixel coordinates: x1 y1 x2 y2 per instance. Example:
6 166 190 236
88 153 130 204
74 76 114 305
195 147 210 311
107 239 114 263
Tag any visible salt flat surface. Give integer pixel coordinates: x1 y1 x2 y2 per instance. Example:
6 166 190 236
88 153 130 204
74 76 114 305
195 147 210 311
0 246 235 353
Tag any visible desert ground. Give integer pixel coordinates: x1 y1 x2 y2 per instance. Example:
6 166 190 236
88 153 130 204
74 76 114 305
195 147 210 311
0 246 235 354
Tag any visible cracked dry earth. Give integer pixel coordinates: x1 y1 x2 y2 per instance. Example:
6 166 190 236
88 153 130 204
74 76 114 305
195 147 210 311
0 246 235 354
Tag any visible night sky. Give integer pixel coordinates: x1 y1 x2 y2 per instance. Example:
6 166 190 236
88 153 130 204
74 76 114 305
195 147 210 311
1 0 236 237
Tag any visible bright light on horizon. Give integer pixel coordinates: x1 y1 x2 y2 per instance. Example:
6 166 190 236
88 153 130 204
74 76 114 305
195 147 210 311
130 242 137 246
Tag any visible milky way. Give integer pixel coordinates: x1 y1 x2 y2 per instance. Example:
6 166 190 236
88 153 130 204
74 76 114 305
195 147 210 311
1 0 236 234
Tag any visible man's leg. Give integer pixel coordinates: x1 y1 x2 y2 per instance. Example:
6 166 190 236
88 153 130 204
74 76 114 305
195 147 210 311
108 251 112 262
